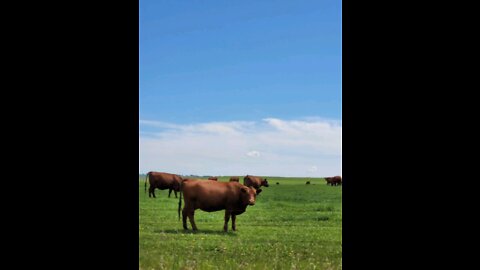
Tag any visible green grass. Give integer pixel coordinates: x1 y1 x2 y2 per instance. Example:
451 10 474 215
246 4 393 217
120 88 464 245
140 176 342 270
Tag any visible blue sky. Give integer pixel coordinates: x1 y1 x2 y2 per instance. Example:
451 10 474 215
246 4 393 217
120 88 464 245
140 0 342 177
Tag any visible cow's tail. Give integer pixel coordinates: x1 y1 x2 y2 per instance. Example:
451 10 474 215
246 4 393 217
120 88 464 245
145 172 149 194
178 180 183 221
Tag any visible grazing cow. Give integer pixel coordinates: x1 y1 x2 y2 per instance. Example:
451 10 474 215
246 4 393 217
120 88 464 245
208 177 218 181
178 179 260 231
243 175 269 192
306 181 311 185
324 177 334 186
325 176 342 186
229 177 239 182
332 176 342 186
145 171 182 198
276 182 280 185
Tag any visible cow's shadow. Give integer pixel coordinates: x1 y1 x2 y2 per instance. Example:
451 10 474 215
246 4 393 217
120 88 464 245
156 229 237 236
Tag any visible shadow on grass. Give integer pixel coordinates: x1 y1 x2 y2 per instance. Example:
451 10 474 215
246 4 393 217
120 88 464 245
156 229 238 236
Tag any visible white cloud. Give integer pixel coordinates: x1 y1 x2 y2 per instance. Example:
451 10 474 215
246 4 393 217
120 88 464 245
246 151 261 157
139 118 341 177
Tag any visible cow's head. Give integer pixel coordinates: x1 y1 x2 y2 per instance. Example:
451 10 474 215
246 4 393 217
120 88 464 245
261 178 269 187
240 186 257 206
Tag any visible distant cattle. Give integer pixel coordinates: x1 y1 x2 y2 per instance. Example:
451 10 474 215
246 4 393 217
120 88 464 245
178 179 259 231
145 171 183 198
243 175 269 193
325 176 342 186
325 178 334 185
306 181 311 185
229 177 239 182
276 182 280 185
208 177 218 181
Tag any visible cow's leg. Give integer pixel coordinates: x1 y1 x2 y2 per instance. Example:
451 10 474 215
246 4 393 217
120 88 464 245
224 211 231 232
149 186 156 198
168 188 172 198
231 214 237 231
174 190 178 198
182 208 189 230
188 210 198 231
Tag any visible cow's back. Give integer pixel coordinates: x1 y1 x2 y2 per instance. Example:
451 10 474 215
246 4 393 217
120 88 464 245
183 180 240 211
149 172 182 190
243 175 260 189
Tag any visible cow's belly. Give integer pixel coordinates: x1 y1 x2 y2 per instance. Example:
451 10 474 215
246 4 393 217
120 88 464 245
231 209 246 215
198 205 225 212
155 183 171 190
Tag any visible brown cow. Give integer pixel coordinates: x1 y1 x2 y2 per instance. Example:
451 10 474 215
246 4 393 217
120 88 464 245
325 176 342 186
229 177 239 182
208 177 218 181
145 171 182 198
178 179 260 231
243 175 269 192
324 178 334 185
332 176 342 186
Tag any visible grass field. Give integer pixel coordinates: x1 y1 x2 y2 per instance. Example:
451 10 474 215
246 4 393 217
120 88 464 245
139 176 342 270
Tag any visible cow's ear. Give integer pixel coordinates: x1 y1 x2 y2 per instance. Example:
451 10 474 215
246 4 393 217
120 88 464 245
241 188 247 193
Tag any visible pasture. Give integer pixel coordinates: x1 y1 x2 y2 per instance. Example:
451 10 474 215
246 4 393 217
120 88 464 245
139 176 342 270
